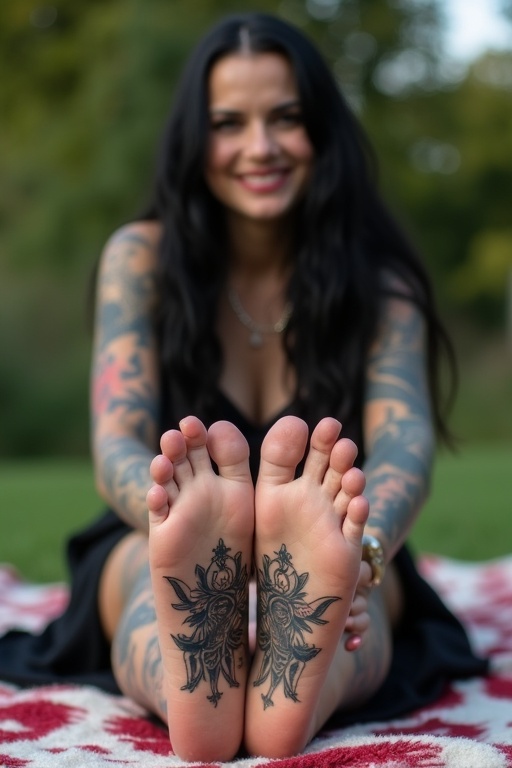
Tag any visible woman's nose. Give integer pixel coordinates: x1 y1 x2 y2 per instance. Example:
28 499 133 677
246 121 277 159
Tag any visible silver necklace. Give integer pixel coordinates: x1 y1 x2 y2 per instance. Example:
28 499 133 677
227 287 293 349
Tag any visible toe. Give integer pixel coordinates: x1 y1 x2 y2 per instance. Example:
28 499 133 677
160 429 186 460
179 416 214 475
160 429 193 486
341 467 366 497
147 484 170 523
333 466 366 518
258 416 309 485
303 418 342 483
322 438 359 496
341 494 369 544
149 454 180 506
207 421 251 483
150 454 174 485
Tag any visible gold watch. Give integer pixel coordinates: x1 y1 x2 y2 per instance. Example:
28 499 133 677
361 534 385 587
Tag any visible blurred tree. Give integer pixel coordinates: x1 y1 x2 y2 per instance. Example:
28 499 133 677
289 1 512 326
398 51 512 325
1 0 280 455
0 0 274 274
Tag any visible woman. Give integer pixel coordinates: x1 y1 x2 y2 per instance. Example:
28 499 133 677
0 12 487 762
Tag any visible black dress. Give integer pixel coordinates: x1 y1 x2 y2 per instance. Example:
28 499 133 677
0 393 488 724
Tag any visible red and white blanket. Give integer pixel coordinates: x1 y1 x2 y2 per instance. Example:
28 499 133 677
1 556 512 768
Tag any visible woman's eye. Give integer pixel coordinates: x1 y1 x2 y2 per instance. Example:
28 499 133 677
276 112 303 127
210 119 240 132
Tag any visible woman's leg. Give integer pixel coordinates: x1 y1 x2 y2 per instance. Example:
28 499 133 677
99 532 167 719
99 415 398 762
245 415 393 758
100 417 254 762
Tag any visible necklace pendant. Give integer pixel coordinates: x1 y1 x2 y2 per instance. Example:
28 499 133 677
227 286 292 349
249 330 263 348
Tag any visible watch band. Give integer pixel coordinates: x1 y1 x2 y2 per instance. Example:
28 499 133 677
361 534 386 587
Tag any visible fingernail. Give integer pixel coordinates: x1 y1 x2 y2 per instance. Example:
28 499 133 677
345 634 362 652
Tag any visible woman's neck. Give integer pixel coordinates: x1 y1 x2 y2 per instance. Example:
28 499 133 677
226 213 293 277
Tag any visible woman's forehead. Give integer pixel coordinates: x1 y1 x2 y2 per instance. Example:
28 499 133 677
208 52 299 109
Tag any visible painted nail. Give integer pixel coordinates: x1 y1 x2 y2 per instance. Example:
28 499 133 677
345 634 362 652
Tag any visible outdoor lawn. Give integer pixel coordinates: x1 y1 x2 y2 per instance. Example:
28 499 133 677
0 442 510 584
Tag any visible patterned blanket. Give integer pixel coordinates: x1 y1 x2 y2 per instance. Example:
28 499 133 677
1 556 512 768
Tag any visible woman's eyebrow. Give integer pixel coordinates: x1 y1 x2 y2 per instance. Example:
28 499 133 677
209 108 241 116
271 99 301 112
209 99 302 117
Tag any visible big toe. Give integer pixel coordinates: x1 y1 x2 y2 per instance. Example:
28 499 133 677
207 421 251 483
258 416 309 485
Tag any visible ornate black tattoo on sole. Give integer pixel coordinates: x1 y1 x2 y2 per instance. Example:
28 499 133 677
253 543 340 710
164 539 248 707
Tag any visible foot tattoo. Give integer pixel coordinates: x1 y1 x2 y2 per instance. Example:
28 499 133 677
253 544 340 709
165 539 249 707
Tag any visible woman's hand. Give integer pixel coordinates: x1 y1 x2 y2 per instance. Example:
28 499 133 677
344 560 372 651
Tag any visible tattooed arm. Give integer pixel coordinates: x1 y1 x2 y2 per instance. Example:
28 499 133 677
362 294 436 564
91 221 162 532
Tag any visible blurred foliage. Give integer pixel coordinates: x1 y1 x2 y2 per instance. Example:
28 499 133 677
1 0 511 456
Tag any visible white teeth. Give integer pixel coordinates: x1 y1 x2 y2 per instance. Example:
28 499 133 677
243 172 283 185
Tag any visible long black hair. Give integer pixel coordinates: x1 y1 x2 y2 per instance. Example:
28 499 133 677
143 12 456 445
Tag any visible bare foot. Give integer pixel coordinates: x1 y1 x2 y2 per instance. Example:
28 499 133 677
245 416 368 758
147 416 254 762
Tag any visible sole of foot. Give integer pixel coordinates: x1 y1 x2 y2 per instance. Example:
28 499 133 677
245 415 368 758
147 416 254 762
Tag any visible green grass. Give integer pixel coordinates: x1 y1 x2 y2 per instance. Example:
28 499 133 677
0 459 100 582
0 444 510 583
410 442 512 561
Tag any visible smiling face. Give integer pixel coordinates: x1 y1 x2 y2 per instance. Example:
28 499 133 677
205 52 314 228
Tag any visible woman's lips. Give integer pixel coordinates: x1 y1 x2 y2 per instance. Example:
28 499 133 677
237 169 290 193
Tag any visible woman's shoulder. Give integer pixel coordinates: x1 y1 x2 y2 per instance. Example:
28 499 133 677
104 219 163 255
98 220 164 280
